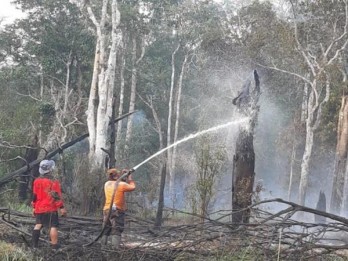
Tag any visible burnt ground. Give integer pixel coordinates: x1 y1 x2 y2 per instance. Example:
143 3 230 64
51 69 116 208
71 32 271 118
2 201 348 261
0 212 213 261
0 223 187 261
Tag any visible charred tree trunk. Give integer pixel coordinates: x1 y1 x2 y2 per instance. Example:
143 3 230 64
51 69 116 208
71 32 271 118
155 161 167 228
232 70 260 223
315 191 326 223
19 135 39 202
232 131 255 223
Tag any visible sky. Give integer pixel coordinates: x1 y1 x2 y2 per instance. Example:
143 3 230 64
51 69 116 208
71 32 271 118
0 0 290 26
0 0 25 25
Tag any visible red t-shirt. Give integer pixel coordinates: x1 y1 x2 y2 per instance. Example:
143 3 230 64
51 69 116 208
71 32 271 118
32 177 64 213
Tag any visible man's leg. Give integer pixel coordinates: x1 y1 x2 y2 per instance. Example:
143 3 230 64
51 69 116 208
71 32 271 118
111 234 121 249
50 227 59 245
111 211 125 249
101 210 112 245
49 212 60 249
32 224 42 248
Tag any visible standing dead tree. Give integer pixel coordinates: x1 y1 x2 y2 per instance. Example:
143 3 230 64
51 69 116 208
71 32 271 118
232 70 260 223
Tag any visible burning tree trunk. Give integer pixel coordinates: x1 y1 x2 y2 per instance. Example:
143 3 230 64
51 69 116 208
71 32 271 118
232 70 260 223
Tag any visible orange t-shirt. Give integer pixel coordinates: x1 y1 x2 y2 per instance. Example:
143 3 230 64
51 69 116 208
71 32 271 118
103 180 135 211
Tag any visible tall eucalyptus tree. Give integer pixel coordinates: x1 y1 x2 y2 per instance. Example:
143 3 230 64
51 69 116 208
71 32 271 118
289 0 348 207
79 0 122 167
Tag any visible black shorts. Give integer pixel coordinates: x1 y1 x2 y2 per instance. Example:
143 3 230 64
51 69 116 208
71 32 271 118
35 212 59 228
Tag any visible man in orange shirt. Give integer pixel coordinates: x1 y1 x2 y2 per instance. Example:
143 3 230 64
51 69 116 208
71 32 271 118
102 168 136 249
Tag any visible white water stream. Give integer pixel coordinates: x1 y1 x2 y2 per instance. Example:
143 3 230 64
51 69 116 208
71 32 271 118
133 117 249 170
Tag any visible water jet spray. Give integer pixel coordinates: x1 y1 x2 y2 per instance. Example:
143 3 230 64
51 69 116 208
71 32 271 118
132 117 250 171
85 117 249 247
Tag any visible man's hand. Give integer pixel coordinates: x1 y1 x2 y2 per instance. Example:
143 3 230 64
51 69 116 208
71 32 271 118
60 208 67 217
32 209 35 217
128 174 133 181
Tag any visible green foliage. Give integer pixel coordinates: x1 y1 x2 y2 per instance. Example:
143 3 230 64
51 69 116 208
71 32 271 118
189 135 226 217
68 155 104 215
38 102 55 118
0 0 94 152
6 203 32 214
38 102 55 134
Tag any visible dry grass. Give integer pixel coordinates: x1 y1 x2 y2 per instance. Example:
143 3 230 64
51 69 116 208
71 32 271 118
0 240 39 261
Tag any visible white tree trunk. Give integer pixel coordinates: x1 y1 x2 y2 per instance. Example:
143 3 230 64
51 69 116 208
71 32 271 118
298 78 330 206
331 56 348 214
170 53 188 205
298 115 314 206
87 41 100 157
116 42 126 155
167 44 180 204
332 97 348 213
125 36 138 149
85 0 121 167
300 82 308 123
287 140 296 201
95 0 121 166
125 35 145 153
268 0 348 205
63 50 73 115
39 66 44 145
86 0 108 160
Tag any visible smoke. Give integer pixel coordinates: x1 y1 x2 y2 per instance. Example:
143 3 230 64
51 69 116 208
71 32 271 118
127 63 337 224
131 56 336 221
255 88 289 200
165 66 255 212
254 85 336 219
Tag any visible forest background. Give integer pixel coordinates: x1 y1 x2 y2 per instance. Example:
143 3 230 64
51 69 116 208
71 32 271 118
0 0 347 225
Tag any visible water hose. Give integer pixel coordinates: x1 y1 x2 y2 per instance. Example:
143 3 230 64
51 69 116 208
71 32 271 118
83 169 134 247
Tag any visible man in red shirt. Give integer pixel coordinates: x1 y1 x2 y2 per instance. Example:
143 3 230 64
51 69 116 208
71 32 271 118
31 160 67 249
102 168 136 249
